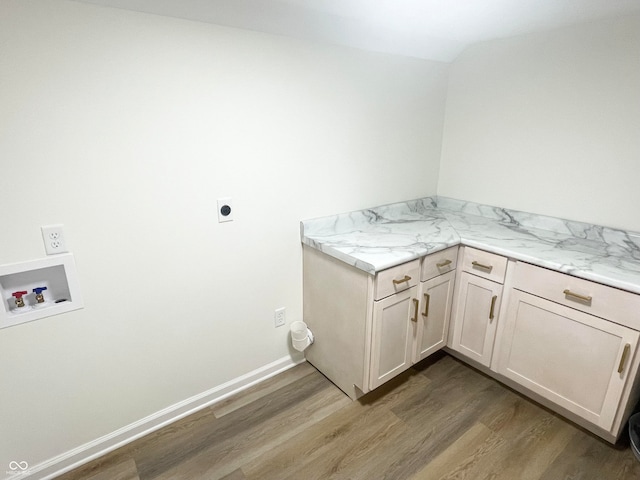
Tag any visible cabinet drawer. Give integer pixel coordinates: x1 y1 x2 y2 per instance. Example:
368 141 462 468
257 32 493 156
375 259 420 301
421 246 459 281
513 262 640 330
461 247 507 283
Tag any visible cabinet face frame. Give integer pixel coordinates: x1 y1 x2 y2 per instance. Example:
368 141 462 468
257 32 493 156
496 289 639 431
413 270 455 363
450 271 503 367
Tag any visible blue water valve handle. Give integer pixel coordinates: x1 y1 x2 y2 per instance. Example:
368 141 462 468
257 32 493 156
33 287 48 294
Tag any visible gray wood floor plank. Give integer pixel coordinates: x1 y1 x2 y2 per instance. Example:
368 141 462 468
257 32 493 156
241 369 432 479
211 361 317 418
539 429 640 480
57 457 139 480
408 422 504 480
219 469 246 480
58 355 640 480
147 374 349 480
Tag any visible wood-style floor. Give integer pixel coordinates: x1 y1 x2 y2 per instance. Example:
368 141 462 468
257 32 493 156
58 353 640 480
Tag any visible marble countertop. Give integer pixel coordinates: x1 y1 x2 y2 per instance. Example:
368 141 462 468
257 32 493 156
301 196 640 295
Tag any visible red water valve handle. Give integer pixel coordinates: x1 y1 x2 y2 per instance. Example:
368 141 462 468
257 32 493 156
12 291 28 299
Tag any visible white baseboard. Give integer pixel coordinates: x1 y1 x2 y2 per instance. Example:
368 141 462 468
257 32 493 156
22 355 304 480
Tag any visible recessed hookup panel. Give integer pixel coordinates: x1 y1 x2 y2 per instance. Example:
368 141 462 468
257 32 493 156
0 253 84 329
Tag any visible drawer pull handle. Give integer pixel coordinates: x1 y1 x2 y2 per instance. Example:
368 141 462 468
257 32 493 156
411 299 419 322
422 293 430 317
563 289 592 305
393 275 412 285
472 261 493 273
618 343 631 374
436 259 452 268
489 295 497 321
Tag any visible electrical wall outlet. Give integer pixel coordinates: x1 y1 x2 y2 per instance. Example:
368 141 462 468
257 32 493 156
275 307 286 327
41 225 68 255
217 197 234 223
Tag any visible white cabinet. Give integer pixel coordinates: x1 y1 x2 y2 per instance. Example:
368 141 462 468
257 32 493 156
413 246 458 363
414 271 455 363
370 286 419 390
450 247 506 367
369 258 421 392
496 289 638 431
494 261 640 436
304 234 640 442
450 272 502 367
303 245 458 399
369 248 459 389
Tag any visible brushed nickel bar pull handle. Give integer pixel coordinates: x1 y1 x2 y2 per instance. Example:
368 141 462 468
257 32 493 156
411 299 419 322
563 289 592 305
618 343 631 374
489 295 497 321
472 261 493 273
422 293 430 317
393 275 412 285
436 259 452 268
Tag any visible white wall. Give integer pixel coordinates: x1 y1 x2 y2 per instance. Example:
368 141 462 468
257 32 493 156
0 0 448 471
438 15 640 232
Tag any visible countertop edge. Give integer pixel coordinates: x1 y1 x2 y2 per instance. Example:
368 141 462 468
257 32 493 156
302 232 640 298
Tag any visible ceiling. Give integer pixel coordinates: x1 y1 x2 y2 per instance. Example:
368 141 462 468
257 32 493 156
74 0 640 62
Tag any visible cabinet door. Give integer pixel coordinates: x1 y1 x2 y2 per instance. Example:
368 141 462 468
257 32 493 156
370 286 419 390
451 272 503 367
413 271 455 363
496 290 639 431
